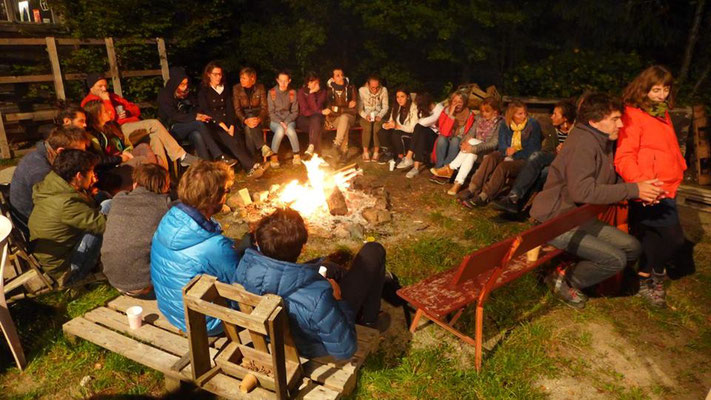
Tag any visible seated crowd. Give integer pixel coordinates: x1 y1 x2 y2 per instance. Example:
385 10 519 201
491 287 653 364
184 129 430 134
3 64 688 360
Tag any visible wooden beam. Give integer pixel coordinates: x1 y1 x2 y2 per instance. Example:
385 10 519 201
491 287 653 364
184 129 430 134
0 111 11 159
104 37 122 97
121 69 162 78
3 109 57 122
157 38 170 84
0 38 46 45
45 37 65 101
0 74 54 84
55 38 104 46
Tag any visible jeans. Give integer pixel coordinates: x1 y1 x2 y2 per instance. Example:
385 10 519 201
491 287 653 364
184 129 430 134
549 219 641 289
339 242 387 325
65 232 103 285
509 151 555 199
270 121 299 153
434 135 461 168
243 124 266 157
210 126 255 170
170 120 222 160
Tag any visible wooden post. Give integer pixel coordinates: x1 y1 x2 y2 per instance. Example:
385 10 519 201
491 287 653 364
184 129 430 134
0 112 11 159
157 38 170 84
45 37 65 101
694 105 710 185
104 38 122 97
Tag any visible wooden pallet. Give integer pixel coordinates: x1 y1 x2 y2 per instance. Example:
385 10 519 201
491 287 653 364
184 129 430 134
677 184 711 213
63 295 379 399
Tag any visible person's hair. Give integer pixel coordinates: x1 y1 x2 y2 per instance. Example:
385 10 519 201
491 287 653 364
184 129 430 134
57 105 85 125
52 149 98 183
239 67 256 77
303 71 320 87
480 97 502 114
177 160 234 215
255 207 308 263
504 99 527 126
133 163 170 194
83 99 105 131
332 67 344 76
415 92 434 118
367 74 380 83
555 99 577 123
47 126 89 150
450 90 468 105
202 61 225 87
276 69 292 80
393 88 412 115
577 93 624 124
622 65 675 108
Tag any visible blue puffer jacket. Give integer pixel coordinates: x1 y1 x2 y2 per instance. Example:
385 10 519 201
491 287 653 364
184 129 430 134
234 249 357 360
151 203 239 335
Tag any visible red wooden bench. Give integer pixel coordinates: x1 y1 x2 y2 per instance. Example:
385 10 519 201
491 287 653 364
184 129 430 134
397 203 608 371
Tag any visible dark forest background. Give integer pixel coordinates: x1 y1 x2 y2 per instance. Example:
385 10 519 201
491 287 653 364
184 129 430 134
50 0 710 104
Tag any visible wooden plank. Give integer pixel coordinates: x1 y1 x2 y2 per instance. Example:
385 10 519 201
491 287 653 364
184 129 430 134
0 111 10 159
55 38 105 45
104 37 122 97
121 69 162 78
214 281 264 307
3 270 37 294
184 305 212 380
107 295 183 335
0 74 54 84
296 379 340 400
157 38 170 84
3 109 58 122
268 308 289 399
0 38 46 45
183 296 270 335
45 37 65 100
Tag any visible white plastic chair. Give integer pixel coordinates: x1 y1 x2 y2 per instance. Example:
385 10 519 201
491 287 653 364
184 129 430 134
0 215 26 370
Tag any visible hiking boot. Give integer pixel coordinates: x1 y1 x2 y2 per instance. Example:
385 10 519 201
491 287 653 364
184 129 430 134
292 154 302 165
447 183 462 196
396 157 413 169
378 151 393 165
363 311 391 334
472 193 489 207
304 144 315 157
547 272 587 309
179 153 199 168
492 194 521 214
430 165 454 179
261 145 275 158
637 274 666 307
405 166 420 178
216 155 237 167
270 155 280 168
247 163 265 179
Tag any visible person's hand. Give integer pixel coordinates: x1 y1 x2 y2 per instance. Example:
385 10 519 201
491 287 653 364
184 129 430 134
92 87 110 101
280 121 288 130
120 151 134 163
383 121 394 129
228 125 235 137
375 116 382 122
196 113 211 122
394 123 402 130
219 122 229 132
117 110 127 119
245 117 260 128
556 143 564 153
460 141 472 153
348 100 356 109
636 179 664 203
327 279 342 300
505 147 516 156
322 108 332 116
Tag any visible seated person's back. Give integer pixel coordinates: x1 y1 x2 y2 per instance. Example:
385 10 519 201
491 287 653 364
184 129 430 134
151 160 238 335
102 164 171 297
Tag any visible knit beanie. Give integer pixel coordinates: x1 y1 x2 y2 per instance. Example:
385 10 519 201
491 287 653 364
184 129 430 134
86 73 106 90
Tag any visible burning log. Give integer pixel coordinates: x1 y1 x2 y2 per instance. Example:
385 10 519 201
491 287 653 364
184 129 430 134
326 186 348 216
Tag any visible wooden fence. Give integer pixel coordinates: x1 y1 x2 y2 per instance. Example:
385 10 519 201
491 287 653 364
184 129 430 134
0 36 170 159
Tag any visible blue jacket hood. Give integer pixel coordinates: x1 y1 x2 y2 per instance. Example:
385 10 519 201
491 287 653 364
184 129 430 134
153 203 222 251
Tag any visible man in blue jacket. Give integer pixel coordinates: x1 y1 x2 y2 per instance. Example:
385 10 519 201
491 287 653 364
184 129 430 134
234 208 388 360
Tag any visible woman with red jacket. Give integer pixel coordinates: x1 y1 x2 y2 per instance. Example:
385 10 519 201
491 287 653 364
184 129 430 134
615 65 687 307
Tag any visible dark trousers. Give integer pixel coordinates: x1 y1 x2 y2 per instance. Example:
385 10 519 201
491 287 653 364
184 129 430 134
378 128 411 158
509 151 556 199
211 126 255 171
339 242 386 325
243 124 266 157
170 120 222 160
629 200 685 275
469 151 525 199
297 114 325 152
411 124 437 164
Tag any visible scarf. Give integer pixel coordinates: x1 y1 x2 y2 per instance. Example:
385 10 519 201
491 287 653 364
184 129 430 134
475 115 502 141
510 119 527 151
644 101 669 119
453 109 470 136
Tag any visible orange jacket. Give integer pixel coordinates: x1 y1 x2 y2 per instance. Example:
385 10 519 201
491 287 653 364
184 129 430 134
615 106 686 199
81 93 141 125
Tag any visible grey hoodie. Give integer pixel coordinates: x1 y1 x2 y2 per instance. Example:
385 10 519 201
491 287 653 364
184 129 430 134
357 85 389 120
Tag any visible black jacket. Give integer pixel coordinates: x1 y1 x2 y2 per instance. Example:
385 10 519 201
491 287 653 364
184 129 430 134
198 84 236 126
158 67 199 127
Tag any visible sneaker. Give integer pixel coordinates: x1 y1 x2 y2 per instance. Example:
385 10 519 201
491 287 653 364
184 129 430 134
548 272 587 309
637 275 666 307
430 165 454 179
396 157 414 169
247 164 265 179
491 194 521 214
363 311 391 334
377 152 391 165
428 176 449 185
216 155 237 167
339 151 349 164
405 167 420 178
292 154 302 165
472 193 489 207
270 155 280 168
261 145 274 158
304 144 315 157
179 153 199 168
457 189 474 201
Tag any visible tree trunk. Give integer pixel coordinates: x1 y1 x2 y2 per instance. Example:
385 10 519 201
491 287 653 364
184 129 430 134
326 186 348 216
679 0 707 85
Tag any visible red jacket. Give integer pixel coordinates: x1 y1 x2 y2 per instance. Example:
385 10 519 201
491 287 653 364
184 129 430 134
81 93 141 125
615 106 686 199
437 108 475 138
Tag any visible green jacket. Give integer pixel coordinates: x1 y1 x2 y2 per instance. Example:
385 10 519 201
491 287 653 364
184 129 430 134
28 171 106 281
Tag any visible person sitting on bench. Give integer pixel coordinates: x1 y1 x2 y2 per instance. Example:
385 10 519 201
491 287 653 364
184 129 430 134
530 93 664 308
9 124 89 238
324 67 358 164
234 207 389 360
358 74 389 162
151 160 238 335
29 150 108 287
102 164 171 299
266 70 301 166
378 88 419 165
232 67 274 162
296 72 328 157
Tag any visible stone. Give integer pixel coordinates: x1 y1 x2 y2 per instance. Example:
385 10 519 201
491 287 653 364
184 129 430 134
347 223 364 240
374 188 391 210
362 207 391 225
326 186 348 216
332 225 350 239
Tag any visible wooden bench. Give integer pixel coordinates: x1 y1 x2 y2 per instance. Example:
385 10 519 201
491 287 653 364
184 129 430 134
397 203 607 371
63 275 380 399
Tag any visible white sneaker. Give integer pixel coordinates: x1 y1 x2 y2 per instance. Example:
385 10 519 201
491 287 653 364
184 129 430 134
405 167 420 178
304 144 315 157
396 157 413 169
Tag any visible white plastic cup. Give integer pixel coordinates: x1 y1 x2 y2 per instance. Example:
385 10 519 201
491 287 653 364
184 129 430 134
318 266 328 278
126 306 143 329
389 159 396 171
333 106 339 113
115 104 125 115
370 111 376 122
526 246 541 263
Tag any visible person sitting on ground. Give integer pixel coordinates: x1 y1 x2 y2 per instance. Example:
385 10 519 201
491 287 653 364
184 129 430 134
267 70 300 166
324 67 358 164
458 100 542 207
232 67 274 161
399 93 445 178
198 61 265 178
29 149 107 287
234 207 389 360
430 91 475 171
493 99 576 213
158 66 237 166
151 160 238 335
430 97 503 196
530 93 663 309
9 124 89 238
378 89 419 165
81 73 196 170
102 164 171 299
296 72 328 157
357 74 389 162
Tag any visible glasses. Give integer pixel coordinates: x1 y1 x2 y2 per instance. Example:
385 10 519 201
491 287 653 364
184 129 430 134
210 72 223 76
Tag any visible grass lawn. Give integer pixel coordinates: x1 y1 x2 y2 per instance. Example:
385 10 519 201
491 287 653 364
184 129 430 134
1 160 710 399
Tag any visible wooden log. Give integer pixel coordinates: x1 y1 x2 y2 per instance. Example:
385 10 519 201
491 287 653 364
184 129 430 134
326 186 348 216
104 38 122 97
157 38 170 84
45 37 65 100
